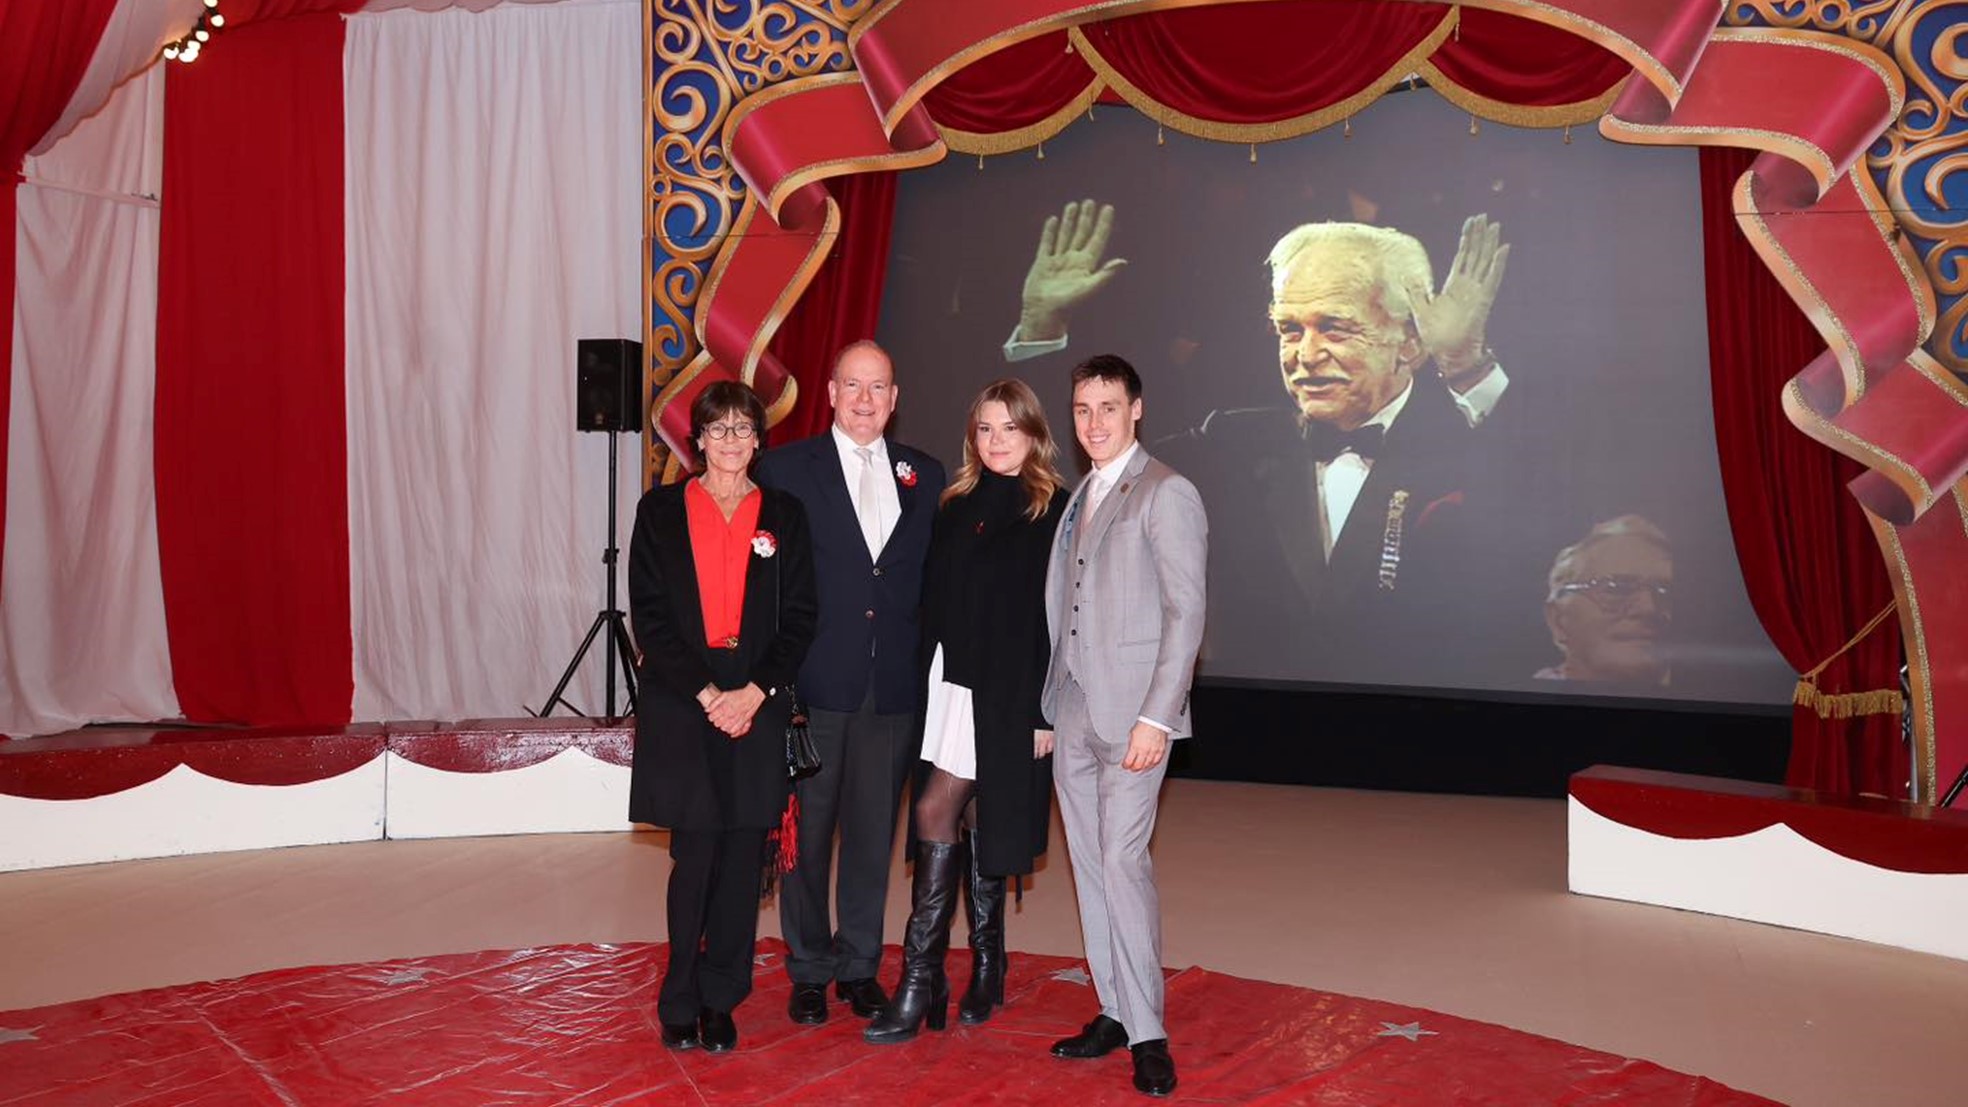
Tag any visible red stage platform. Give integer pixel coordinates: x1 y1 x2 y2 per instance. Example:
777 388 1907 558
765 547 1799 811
0 719 635 872
1569 765 1968 961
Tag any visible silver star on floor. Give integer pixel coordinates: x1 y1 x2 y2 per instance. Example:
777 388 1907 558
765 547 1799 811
1050 966 1092 985
754 952 778 968
0 1027 39 1045
380 968 436 986
1376 1021 1437 1041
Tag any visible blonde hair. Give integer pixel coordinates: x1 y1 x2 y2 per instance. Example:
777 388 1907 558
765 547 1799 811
942 378 1066 520
1265 222 1433 321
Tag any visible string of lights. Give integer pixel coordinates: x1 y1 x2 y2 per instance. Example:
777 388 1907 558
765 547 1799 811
163 0 225 64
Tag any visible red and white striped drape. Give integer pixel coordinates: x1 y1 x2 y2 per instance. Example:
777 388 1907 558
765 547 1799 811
3 0 641 737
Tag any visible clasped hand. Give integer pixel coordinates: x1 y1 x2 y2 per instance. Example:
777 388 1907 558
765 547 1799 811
698 682 766 738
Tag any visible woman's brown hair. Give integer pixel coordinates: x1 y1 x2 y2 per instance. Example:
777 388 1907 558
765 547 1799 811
941 378 1065 520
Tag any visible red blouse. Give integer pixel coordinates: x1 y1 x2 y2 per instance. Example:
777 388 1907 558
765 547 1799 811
684 480 762 648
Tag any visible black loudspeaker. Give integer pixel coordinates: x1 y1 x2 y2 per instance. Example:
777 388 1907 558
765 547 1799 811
576 339 643 433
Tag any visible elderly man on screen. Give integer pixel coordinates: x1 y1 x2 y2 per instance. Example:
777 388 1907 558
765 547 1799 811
1536 515 1673 687
1007 201 1523 684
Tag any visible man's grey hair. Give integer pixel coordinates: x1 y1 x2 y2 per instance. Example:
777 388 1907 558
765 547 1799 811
1546 514 1672 601
1265 222 1434 321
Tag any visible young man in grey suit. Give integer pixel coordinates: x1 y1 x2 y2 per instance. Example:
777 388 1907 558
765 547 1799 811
1042 353 1208 1098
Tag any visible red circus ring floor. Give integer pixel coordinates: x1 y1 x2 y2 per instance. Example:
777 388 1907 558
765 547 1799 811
0 939 1776 1106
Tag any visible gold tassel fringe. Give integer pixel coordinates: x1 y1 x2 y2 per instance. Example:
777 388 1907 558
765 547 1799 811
1792 680 1904 719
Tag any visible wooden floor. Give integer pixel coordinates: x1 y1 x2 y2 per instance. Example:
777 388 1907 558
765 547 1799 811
4 780 1965 1106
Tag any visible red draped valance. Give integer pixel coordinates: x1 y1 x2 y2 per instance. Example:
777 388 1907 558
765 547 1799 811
925 5 1626 155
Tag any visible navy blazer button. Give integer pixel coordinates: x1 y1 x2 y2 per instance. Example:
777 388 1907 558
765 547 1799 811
873 567 884 577
865 609 875 619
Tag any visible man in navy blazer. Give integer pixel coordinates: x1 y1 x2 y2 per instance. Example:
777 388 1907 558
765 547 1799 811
755 339 947 1024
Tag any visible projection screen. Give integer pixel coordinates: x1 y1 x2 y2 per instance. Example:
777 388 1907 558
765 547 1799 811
875 89 1792 706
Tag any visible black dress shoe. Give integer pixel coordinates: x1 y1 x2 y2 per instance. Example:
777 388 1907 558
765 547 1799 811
836 977 889 1019
787 982 828 1025
1130 1039 1177 1097
658 1021 698 1050
698 1009 737 1053
1050 1014 1129 1059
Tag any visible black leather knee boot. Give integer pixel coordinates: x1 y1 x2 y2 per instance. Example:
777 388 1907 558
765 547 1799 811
864 840 959 1044
958 832 1007 1025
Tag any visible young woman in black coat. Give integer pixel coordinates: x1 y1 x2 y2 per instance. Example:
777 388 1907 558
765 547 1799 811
866 378 1068 1043
628 380 816 1054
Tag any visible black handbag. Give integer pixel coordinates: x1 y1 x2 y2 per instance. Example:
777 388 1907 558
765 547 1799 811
784 694 820 781
775 551 822 782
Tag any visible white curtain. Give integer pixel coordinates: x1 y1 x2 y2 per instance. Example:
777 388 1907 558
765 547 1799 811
344 0 644 720
2 67 180 737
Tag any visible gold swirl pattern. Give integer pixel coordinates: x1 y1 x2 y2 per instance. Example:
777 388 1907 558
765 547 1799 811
1729 0 1968 375
646 0 861 485
1871 2 1968 374
1726 0 1913 43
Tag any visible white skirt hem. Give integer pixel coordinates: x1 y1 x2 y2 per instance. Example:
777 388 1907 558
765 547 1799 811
918 645 977 781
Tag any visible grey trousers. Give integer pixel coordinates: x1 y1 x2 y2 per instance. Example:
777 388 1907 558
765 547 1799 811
1051 679 1170 1044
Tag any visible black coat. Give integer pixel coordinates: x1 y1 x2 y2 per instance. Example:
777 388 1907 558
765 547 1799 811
918 472 1068 877
627 481 817 831
755 434 946 715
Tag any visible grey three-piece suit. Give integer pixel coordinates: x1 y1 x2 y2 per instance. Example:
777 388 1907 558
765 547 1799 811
1042 444 1208 1045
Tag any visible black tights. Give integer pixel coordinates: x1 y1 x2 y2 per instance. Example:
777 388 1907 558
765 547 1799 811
913 767 974 845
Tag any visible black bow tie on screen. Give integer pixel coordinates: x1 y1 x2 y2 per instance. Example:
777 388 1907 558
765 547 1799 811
1304 423 1384 462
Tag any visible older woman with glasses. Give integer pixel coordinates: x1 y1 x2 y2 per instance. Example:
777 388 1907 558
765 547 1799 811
628 380 817 1053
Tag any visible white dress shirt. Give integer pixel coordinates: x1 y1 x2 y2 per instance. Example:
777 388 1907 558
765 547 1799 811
832 425 901 558
1081 438 1140 524
1320 382 1411 556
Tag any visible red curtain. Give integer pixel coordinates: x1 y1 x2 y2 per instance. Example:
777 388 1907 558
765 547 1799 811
1081 2 1449 121
1428 8 1631 105
0 0 120 585
768 171 899 441
921 33 1095 132
1701 147 1904 797
155 11 357 727
918 4 1626 132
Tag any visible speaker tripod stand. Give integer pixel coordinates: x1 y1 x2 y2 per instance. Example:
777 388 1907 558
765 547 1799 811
537 428 638 723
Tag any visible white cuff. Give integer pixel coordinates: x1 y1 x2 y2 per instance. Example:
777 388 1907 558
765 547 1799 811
1136 715 1173 735
1004 325 1069 364
1451 363 1509 427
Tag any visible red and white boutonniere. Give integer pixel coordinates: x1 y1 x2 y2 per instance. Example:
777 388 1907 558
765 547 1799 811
751 530 777 559
895 460 918 487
